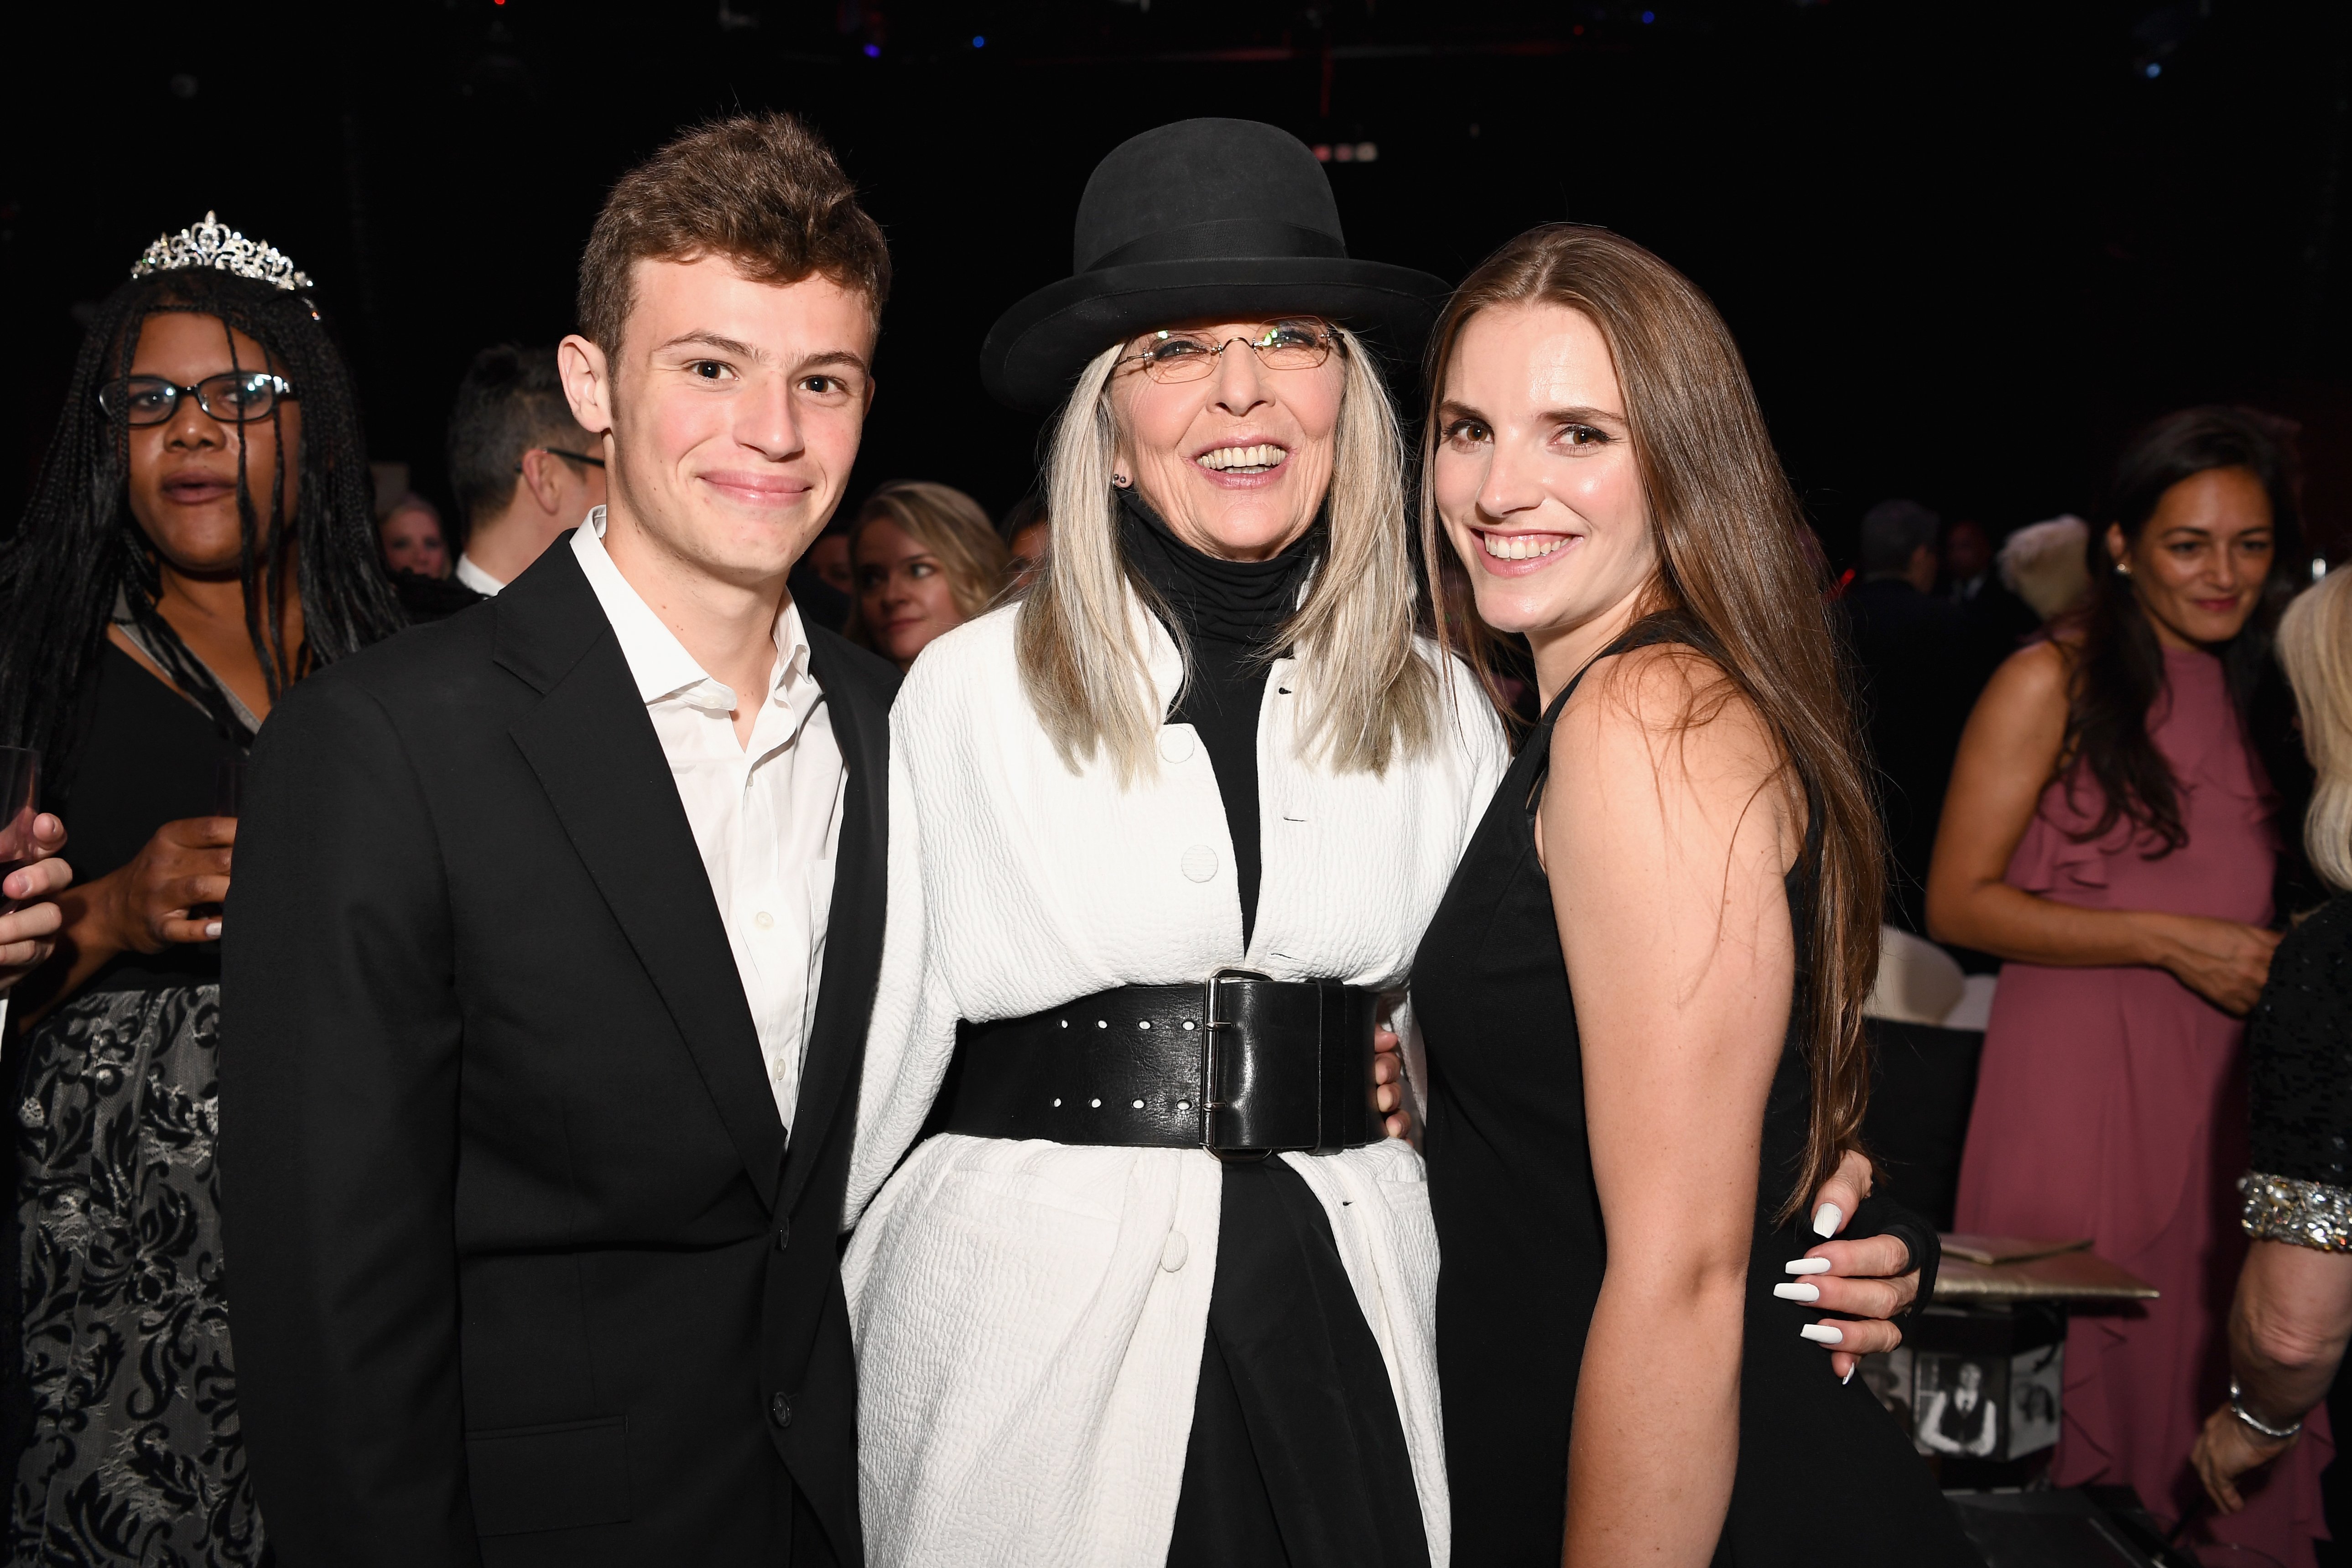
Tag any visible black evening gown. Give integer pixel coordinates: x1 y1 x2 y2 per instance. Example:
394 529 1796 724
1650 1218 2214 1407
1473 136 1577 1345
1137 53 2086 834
4 644 263 1567
1114 493 1428 1568
1413 615 1977 1566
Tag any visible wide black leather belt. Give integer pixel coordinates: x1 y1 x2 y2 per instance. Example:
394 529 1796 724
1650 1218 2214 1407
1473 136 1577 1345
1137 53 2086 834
942 971 1384 1156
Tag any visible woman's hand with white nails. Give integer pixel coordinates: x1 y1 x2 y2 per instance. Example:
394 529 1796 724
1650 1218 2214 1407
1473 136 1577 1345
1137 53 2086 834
1795 1150 1925 1379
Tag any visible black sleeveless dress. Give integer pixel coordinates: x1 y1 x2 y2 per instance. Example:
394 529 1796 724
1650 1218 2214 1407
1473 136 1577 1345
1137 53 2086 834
1414 618 1976 1566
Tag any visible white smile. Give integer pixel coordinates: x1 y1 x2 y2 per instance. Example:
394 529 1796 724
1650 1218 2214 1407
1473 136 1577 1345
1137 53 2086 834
1196 443 1286 474
1481 532 1568 561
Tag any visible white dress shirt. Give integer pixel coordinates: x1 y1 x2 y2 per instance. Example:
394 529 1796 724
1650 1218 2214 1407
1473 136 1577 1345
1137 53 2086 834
453 553 506 596
572 509 846 1129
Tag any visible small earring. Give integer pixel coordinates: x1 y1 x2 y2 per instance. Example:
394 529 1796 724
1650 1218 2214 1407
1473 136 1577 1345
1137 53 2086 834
1112 472 1132 488
2117 560 2133 577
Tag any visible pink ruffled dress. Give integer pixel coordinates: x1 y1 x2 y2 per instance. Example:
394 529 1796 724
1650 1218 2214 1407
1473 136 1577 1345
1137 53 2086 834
1955 646 2330 1563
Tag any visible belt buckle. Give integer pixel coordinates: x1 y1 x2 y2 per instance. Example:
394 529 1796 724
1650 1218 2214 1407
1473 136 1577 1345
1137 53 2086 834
1202 968 1272 1162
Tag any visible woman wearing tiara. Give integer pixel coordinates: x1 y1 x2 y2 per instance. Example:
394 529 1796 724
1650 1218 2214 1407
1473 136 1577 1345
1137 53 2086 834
0 215 404 1566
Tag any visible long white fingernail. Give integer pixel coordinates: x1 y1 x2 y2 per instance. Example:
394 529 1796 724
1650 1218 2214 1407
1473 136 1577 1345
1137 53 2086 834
1842 1366 1856 1386
1800 1323 1844 1345
1785 1257 1832 1275
1774 1282 1821 1302
1812 1203 1842 1238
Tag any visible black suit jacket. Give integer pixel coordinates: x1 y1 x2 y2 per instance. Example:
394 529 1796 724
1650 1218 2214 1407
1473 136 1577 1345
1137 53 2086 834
220 540 897 1567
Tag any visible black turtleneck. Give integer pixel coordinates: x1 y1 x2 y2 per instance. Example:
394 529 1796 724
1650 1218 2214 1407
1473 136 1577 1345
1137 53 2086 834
1118 486 1323 947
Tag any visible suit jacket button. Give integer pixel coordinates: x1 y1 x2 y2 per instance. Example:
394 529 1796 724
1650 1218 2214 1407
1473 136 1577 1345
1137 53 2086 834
770 1392 793 1428
775 1217 791 1252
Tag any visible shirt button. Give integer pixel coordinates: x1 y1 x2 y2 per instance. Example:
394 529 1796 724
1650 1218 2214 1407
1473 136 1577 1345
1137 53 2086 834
754 910 775 931
770 1392 793 1428
1160 1231 1190 1272
1181 845 1218 883
1159 728 1196 763
770 1057 787 1083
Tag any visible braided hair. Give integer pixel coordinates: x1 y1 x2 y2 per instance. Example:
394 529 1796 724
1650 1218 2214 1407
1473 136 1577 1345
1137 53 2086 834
0 266 406 765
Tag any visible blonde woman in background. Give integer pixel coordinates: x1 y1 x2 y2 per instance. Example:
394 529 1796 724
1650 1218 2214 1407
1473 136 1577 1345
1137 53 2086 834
847 478 1010 669
1997 514 2095 623
2191 563 2352 1526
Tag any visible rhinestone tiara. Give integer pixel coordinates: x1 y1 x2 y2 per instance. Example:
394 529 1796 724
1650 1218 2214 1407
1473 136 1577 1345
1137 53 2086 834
130 211 312 292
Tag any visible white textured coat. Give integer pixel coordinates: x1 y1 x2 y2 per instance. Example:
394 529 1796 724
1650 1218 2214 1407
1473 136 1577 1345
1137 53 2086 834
843 598 1510 1568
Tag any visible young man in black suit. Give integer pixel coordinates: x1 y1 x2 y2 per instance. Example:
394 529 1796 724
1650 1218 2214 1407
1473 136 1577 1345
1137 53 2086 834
220 113 897 1567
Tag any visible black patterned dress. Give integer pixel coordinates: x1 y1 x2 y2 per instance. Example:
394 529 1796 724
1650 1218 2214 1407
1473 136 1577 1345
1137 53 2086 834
5 643 261 1566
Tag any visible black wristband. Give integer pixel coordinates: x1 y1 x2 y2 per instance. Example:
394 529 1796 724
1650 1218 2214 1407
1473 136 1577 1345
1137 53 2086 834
1845 1191 1941 1313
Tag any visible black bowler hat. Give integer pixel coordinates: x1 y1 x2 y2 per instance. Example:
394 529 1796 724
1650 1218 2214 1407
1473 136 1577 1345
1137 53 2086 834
979 118 1452 412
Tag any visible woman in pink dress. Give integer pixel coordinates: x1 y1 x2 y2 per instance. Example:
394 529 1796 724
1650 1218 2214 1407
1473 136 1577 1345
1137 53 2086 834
1929 406 2321 1562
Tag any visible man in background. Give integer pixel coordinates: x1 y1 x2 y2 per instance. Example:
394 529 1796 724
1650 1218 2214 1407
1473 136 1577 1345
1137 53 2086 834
1842 498 1971 934
1940 516 2039 697
447 343 609 595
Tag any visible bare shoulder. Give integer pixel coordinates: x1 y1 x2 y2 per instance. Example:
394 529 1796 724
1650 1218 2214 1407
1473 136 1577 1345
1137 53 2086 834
1981 636 2073 718
1551 641 1780 789
1966 630 2079 743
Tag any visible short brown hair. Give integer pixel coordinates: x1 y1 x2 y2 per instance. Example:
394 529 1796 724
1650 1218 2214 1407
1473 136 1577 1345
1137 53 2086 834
578 112 890 356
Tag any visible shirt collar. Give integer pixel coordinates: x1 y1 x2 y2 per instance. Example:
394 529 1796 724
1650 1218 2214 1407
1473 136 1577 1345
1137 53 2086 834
453 552 507 597
571 506 813 712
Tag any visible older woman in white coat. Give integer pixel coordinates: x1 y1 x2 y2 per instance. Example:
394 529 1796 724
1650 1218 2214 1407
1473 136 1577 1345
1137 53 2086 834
842 120 1917 1568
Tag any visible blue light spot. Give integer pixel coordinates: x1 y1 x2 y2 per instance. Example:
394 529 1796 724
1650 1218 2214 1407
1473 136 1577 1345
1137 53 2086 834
2144 61 2161 77
973 34 985 47
1641 9 1655 20
864 42 881 57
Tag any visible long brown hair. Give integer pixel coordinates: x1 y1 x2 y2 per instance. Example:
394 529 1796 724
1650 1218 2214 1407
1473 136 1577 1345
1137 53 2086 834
1419 224 1883 1222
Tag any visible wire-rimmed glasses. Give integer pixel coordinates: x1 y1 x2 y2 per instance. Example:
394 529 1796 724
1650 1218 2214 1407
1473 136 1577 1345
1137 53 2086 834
1114 318 1337 383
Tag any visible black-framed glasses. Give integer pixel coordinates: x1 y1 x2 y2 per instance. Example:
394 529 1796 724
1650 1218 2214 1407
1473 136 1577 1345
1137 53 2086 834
1114 318 1337 383
517 446 605 473
99 372 298 426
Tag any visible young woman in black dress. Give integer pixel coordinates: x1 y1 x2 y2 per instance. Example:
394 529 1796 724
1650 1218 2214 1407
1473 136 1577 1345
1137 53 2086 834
0 215 404 1566
1410 225 1978 1563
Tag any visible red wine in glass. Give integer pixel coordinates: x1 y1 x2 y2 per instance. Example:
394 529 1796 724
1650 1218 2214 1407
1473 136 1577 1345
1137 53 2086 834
0 747 38 916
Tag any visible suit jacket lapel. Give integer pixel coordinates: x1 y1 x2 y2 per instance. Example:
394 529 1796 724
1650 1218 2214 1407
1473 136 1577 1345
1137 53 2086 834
497 547 789 1212
777 629 889 1215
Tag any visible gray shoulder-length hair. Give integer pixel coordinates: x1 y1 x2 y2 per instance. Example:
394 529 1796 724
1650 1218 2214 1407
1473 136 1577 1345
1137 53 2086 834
1013 325 1438 782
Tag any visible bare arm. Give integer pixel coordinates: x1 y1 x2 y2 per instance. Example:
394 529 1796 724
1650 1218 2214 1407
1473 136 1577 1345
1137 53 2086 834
1924 641 2278 1013
2192 1240 2352 1512
28 817 235 1023
1546 649 1791 1567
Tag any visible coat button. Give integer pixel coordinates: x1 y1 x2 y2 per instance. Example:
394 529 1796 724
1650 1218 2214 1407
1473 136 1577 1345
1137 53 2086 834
1160 1230 1190 1272
1159 727 1196 763
1181 845 1218 882
775 1217 791 1252
770 1392 793 1428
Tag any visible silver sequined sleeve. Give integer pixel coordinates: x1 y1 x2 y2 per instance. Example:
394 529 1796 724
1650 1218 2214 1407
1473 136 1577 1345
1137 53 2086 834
2242 1172 2352 1253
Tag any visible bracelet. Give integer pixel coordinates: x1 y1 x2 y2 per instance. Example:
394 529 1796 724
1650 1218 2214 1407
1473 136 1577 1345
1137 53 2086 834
2230 1378 2305 1442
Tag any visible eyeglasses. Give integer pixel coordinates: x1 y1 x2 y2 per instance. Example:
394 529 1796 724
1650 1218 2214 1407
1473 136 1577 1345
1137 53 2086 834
1114 319 1337 383
99 372 298 426
516 447 606 473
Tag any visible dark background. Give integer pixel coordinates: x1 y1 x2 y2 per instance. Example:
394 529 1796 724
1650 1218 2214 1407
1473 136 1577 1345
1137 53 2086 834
3 0 2347 563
